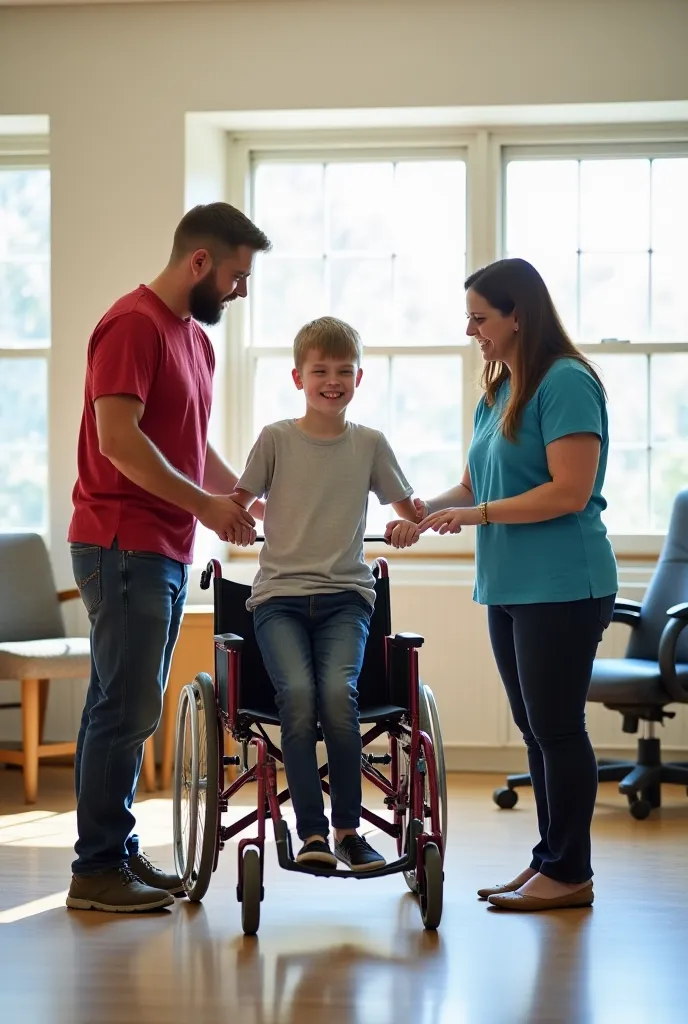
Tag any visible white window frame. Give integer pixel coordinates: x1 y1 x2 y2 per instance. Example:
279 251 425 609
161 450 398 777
496 125 688 558
224 129 483 558
0 136 51 536
219 123 688 561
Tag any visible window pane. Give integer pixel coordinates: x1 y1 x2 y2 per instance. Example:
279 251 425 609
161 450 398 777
602 448 649 533
594 353 648 444
579 253 649 341
650 355 688 444
595 354 649 533
327 162 394 251
0 168 50 258
650 254 688 342
330 258 394 341
349 355 391 434
513 252 579 339
651 158 688 255
364 354 463 537
396 254 466 346
651 445 688 532
505 160 579 253
395 160 466 255
579 159 651 252
0 259 51 348
390 355 462 454
252 257 325 346
252 357 303 435
252 162 324 253
0 358 48 531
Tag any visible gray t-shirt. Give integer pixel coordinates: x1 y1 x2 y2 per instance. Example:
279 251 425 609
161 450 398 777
237 419 413 610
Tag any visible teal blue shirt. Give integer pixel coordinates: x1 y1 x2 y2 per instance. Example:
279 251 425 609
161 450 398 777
468 358 618 606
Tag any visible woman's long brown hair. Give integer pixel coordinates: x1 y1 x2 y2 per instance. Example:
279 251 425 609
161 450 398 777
465 258 606 441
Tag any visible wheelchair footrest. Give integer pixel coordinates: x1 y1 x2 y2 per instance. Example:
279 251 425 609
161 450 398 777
272 817 424 880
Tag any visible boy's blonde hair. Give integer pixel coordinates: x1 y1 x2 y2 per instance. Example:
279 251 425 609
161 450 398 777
293 316 363 369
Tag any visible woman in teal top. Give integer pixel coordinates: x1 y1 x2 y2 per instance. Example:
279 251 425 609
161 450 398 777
387 257 618 912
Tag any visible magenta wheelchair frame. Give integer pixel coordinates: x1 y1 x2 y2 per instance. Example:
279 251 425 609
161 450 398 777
172 553 446 934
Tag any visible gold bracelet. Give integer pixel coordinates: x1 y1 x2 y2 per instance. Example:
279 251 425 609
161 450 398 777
479 501 489 525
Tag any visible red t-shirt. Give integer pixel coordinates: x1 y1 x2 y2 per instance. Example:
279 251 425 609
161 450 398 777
68 286 215 564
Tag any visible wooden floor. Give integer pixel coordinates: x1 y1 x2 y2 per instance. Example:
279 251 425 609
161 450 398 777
0 768 687 1024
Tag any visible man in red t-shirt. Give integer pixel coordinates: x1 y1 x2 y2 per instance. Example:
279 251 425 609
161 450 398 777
65 203 271 913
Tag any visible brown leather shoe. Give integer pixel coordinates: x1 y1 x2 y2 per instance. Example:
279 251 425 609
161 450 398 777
487 882 594 912
477 880 523 899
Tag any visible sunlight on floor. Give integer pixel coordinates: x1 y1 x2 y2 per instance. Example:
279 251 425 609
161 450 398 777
0 890 70 924
0 795 388 850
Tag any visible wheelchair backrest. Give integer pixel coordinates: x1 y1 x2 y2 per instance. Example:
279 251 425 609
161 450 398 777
213 570 396 719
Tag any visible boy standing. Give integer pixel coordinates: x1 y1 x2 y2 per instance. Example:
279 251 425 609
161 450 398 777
230 317 419 871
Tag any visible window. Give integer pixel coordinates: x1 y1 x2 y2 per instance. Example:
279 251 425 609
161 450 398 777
244 152 468 535
504 150 688 535
0 161 50 532
221 129 688 558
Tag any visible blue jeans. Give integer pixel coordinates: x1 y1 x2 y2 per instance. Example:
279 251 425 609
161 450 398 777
70 542 188 875
253 592 372 841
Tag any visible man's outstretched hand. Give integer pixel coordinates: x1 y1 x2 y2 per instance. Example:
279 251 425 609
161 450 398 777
198 494 257 546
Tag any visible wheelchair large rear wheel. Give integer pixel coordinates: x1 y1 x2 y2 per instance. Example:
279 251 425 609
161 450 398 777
419 684 448 854
396 683 447 894
172 673 220 902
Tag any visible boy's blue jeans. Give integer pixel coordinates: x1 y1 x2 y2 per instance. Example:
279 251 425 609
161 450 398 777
253 592 372 841
70 542 187 876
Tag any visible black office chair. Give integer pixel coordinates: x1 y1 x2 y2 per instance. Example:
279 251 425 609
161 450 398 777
494 488 688 820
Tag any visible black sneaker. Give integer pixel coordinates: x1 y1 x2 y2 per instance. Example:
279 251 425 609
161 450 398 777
66 866 175 913
128 852 186 897
295 837 337 867
335 835 386 872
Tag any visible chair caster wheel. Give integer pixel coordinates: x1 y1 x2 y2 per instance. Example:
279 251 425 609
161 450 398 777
493 787 518 810
628 796 652 820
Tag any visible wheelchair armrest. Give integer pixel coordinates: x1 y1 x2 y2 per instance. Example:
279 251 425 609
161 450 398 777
657 610 688 704
612 598 642 628
214 633 245 651
390 632 425 649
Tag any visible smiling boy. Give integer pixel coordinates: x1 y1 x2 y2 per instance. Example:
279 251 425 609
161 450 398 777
230 316 420 871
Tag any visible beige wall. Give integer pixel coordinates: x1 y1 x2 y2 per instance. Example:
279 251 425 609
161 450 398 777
1 0 687 581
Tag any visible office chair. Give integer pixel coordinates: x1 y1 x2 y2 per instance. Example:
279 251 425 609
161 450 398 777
495 488 688 820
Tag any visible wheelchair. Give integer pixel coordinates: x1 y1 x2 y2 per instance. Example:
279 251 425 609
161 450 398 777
171 551 447 935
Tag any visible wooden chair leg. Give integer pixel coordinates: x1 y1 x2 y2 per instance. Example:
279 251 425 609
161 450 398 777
38 679 50 745
142 737 157 792
21 678 40 804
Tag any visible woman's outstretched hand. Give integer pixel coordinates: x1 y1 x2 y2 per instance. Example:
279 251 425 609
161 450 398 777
419 505 481 535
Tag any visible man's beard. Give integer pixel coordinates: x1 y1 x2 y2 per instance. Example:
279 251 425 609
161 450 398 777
188 272 228 326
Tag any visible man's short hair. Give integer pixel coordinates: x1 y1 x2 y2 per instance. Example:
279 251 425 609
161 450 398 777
293 316 363 369
171 202 271 261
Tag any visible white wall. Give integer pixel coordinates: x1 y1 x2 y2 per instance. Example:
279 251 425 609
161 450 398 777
1 0 688 761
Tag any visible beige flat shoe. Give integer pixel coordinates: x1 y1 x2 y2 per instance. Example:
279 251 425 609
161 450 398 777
487 882 594 912
477 880 523 899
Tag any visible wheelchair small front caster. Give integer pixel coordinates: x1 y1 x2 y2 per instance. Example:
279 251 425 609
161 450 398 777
419 842 443 930
240 848 262 936
493 787 518 810
628 795 652 820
